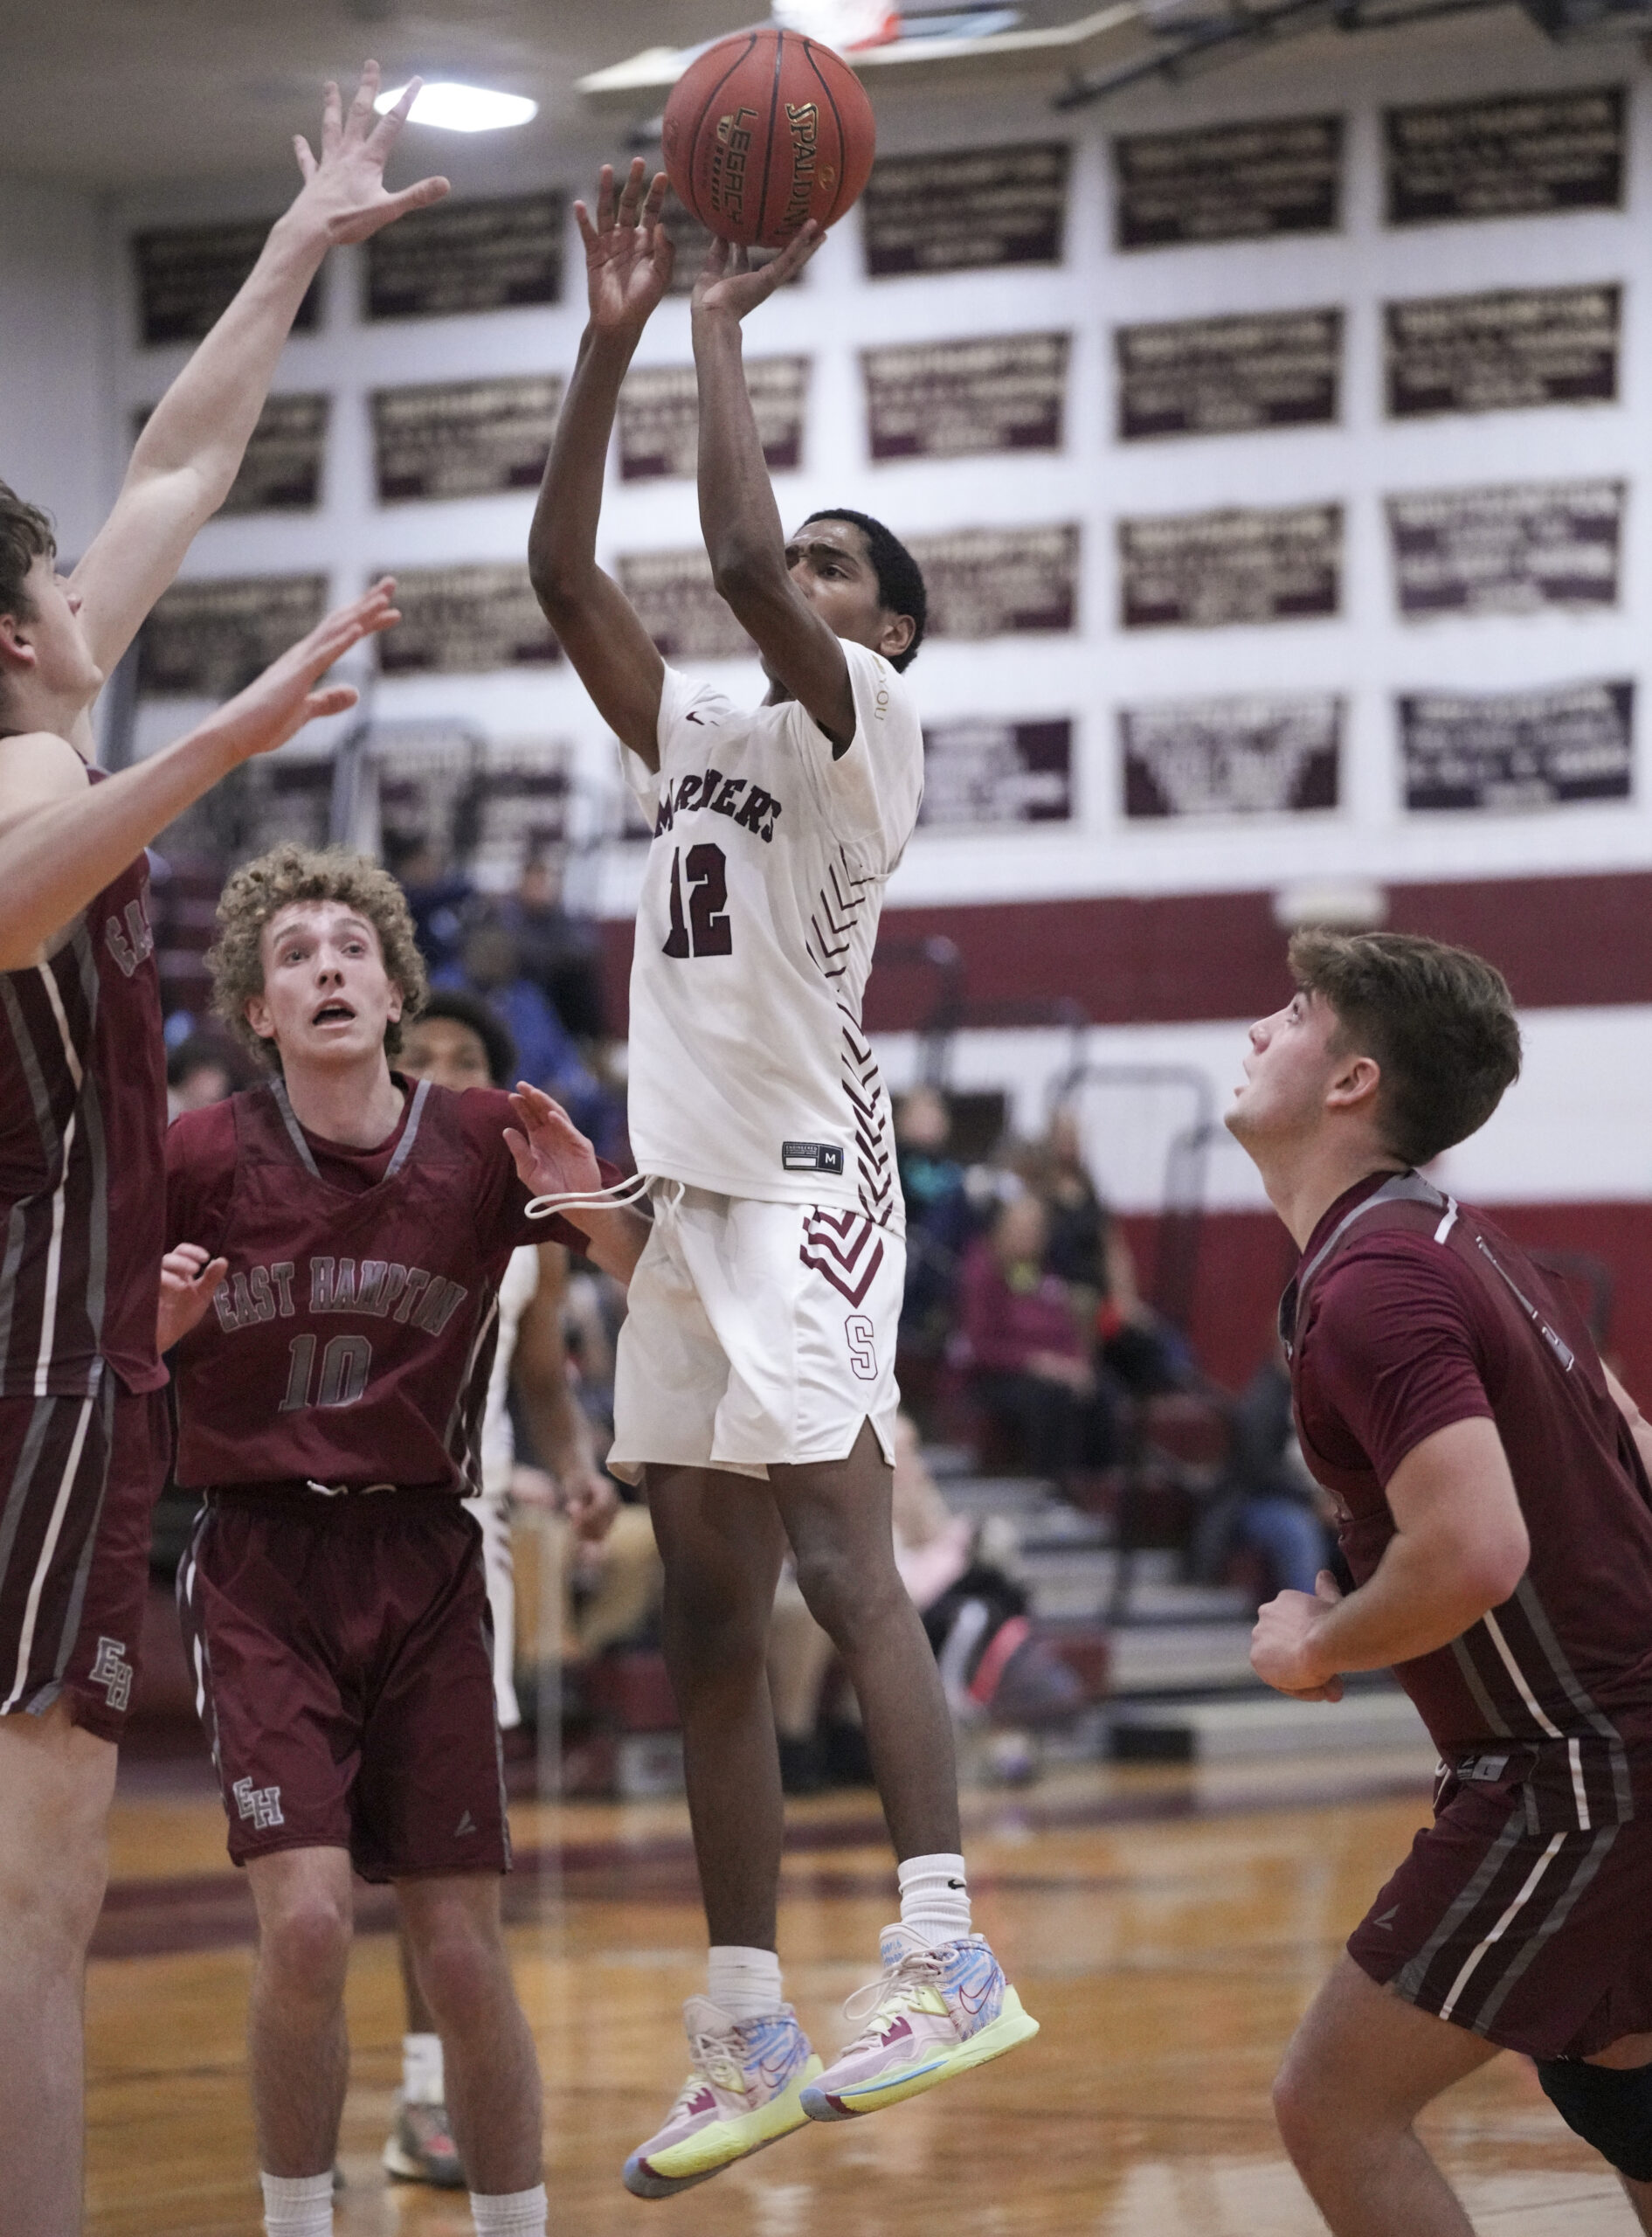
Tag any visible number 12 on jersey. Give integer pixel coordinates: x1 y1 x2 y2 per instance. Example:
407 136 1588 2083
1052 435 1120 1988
664 843 733 959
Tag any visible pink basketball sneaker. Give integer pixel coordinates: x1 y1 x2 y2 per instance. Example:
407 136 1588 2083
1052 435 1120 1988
622 1998 822 2199
801 1925 1038 2122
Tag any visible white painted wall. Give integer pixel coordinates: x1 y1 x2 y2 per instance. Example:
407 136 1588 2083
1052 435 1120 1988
0 176 116 564
84 19 1652 915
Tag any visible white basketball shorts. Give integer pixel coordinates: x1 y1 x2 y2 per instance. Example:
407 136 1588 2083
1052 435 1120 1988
607 1187 903 1484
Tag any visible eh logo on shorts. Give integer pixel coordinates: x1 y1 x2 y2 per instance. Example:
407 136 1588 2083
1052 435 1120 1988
88 1635 133 1713
783 1140 845 1175
233 1776 286 1832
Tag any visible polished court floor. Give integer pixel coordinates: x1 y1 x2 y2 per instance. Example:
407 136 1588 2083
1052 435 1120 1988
94 1744 1641 2236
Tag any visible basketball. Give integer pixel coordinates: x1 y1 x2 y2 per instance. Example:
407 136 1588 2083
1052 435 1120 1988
661 26 876 250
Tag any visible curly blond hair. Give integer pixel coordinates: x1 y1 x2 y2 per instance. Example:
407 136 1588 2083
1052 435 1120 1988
206 843 429 1071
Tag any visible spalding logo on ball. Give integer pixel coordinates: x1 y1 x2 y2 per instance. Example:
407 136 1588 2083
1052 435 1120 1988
662 26 877 250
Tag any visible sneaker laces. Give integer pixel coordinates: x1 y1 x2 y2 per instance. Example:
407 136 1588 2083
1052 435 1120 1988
839 1943 948 2051
663 2019 746 2120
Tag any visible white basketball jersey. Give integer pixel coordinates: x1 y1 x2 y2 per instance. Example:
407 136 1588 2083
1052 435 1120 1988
622 640 922 1231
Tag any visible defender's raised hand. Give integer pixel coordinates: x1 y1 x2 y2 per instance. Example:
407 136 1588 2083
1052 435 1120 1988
290 61 450 246
504 1083 605 1204
198 579 402 768
576 160 674 335
691 224 821 324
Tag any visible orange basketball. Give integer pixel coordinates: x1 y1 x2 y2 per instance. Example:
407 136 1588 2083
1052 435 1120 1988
661 26 876 251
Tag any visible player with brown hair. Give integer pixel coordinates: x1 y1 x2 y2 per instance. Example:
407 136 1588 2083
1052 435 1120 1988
1229 928 1652 2235
0 65 446 2237
162 845 646 2237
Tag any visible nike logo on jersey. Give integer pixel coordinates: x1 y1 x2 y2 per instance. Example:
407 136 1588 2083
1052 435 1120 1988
455 1809 476 1836
654 766 783 844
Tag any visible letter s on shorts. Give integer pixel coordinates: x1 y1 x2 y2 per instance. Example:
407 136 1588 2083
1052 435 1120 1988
845 1314 877 1382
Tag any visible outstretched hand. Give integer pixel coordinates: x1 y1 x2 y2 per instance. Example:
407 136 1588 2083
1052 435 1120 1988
290 61 450 246
200 579 401 769
577 159 674 336
157 1244 228 1354
691 225 822 323
504 1083 604 1205
1249 1569 1345 1702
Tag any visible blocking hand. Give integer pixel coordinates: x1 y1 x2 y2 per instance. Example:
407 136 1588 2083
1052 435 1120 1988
577 159 675 336
290 61 450 246
157 1244 228 1354
199 579 400 768
1249 1569 1345 1702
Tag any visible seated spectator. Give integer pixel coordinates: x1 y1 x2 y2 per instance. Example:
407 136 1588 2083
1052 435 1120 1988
956 1192 1114 1478
496 849 605 1044
385 833 473 978
895 1084 977 1361
165 1028 256 1122
1192 1348 1335 1599
1026 1107 1192 1400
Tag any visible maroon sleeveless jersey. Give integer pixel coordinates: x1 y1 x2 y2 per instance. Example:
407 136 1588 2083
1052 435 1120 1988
0 772 166 1397
164 1077 590 1492
1286 1170 1652 1797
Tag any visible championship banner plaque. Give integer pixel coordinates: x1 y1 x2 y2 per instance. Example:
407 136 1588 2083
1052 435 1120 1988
377 564 560 675
906 525 1079 638
1121 695 1341 818
1387 481 1624 617
365 194 563 321
918 717 1072 828
1112 115 1342 250
1119 505 1341 629
1386 285 1620 418
1400 679 1633 810
135 222 321 346
1385 87 1625 226
372 376 563 502
863 334 1068 461
862 142 1069 276
618 358 808 481
135 394 328 515
1116 308 1341 440
616 551 752 662
138 575 329 700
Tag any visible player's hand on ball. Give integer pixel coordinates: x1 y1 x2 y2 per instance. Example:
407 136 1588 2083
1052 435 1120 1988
157 1244 228 1354
1250 1569 1344 1701
691 225 821 323
576 159 674 335
290 62 450 245
504 1083 603 1202
200 580 400 766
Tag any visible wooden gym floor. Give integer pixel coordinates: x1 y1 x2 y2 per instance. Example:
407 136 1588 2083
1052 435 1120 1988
93 1744 1641 2236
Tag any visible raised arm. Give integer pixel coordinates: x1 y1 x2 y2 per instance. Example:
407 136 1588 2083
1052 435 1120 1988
0 581 400 969
688 229 852 745
71 65 446 683
529 162 671 766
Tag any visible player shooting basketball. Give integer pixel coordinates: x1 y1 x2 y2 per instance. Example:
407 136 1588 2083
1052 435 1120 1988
528 160 1036 2201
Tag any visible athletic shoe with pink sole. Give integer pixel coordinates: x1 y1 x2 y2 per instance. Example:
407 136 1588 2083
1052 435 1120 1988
800 1925 1038 2122
622 1998 822 2199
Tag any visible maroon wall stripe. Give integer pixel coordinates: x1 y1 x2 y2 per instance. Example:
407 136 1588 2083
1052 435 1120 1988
599 869 1652 1037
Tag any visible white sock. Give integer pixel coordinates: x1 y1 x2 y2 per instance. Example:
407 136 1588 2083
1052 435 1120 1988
403 2030 445 2106
259 2171 333 2237
706 1944 785 2020
897 1853 971 1947
470 2182 549 2237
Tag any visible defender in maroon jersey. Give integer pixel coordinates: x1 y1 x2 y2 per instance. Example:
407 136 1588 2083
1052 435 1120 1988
1228 928 1652 2236
0 67 447 2237
162 844 645 2237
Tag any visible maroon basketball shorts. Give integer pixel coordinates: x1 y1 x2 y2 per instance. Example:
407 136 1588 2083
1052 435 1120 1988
178 1492 508 1882
1348 1754 1652 2059
0 1381 170 1744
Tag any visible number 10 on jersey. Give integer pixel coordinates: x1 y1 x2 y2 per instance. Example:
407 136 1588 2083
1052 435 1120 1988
664 844 732 959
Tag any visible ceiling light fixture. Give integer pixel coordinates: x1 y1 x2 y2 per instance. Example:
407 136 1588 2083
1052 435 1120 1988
375 81 538 131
